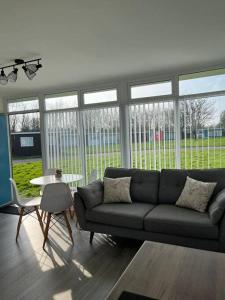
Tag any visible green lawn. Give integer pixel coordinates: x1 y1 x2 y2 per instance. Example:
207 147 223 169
130 136 225 151
13 138 225 198
13 161 42 197
68 137 225 154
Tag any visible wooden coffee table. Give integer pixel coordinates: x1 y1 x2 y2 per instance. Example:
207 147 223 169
107 241 225 300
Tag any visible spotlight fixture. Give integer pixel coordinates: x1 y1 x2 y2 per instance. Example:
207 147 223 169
7 67 18 82
0 58 42 85
22 64 36 80
26 60 42 73
0 69 8 85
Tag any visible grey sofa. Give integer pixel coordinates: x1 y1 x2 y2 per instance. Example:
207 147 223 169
74 167 225 252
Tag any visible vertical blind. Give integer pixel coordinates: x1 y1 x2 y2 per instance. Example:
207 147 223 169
129 101 176 170
45 110 82 184
180 96 225 169
44 95 225 181
82 107 121 180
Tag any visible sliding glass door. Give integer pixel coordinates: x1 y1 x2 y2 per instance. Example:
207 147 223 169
8 99 42 198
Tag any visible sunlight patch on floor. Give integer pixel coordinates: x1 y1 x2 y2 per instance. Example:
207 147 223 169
53 290 72 300
33 249 65 271
73 259 93 278
23 214 74 271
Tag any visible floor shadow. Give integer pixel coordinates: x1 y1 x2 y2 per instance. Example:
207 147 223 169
0 213 141 300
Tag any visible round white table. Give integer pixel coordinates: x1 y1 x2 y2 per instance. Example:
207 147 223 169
30 174 83 186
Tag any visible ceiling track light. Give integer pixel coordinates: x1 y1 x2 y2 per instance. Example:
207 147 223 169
0 58 42 85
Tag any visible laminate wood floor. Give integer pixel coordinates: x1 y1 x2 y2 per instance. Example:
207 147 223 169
0 212 141 300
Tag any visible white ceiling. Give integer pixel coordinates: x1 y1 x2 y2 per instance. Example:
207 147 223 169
0 0 225 100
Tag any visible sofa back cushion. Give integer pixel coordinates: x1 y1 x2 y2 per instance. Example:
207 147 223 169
159 169 225 204
104 167 160 204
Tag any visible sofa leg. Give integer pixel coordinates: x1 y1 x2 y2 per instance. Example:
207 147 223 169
90 232 94 244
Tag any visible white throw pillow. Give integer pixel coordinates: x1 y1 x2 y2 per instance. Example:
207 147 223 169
176 176 217 213
103 177 132 204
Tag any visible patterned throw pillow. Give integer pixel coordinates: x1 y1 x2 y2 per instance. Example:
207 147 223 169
103 177 132 204
176 176 217 213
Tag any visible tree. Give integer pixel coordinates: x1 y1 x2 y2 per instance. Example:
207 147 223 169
218 110 225 129
180 98 216 139
30 117 40 131
9 113 40 132
20 114 32 132
9 115 17 132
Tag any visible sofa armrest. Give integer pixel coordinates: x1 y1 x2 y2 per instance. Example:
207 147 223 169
74 192 87 230
77 180 103 209
219 212 225 252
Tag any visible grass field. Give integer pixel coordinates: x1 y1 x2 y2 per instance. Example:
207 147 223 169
13 161 42 198
13 137 225 197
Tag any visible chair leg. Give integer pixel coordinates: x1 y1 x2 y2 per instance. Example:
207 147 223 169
16 207 24 241
43 213 51 249
34 206 45 235
76 220 80 229
44 211 48 222
42 211 47 222
63 211 74 244
90 232 94 244
68 207 74 219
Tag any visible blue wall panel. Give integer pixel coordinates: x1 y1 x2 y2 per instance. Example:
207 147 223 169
0 114 11 206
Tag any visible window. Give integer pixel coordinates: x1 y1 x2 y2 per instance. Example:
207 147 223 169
8 65 225 195
83 107 121 179
9 112 40 133
83 89 117 105
179 68 225 96
45 92 78 110
8 97 42 198
180 95 225 168
20 137 34 147
130 81 172 99
8 99 39 112
129 101 176 170
45 110 82 185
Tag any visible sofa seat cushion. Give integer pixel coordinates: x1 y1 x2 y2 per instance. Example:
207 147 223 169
144 204 218 239
86 203 155 229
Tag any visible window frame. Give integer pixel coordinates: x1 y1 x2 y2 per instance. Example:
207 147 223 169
129 80 173 101
81 85 119 108
7 97 40 115
44 91 79 112
179 68 225 97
